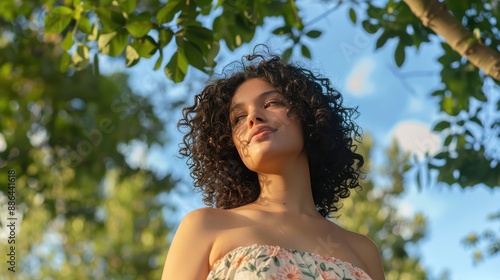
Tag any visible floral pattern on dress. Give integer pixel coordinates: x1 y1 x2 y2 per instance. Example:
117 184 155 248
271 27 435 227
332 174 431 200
207 244 373 280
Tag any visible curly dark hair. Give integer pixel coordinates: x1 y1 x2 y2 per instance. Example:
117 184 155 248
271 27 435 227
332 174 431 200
179 46 364 217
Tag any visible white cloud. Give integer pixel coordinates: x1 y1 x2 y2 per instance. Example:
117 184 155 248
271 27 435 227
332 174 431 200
345 57 376 96
390 120 441 160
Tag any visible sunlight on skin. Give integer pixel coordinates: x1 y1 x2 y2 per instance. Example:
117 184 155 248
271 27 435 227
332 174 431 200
229 78 316 210
229 79 304 176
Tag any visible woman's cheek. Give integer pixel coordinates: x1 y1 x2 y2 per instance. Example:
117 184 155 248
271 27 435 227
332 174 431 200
232 129 246 145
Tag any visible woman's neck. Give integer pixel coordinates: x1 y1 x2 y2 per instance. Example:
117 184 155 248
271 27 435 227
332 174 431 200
253 154 319 216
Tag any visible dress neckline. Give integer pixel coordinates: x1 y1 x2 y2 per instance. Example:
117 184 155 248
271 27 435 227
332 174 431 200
210 243 371 277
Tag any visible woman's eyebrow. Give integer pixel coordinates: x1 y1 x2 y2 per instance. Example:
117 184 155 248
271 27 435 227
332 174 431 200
230 90 280 113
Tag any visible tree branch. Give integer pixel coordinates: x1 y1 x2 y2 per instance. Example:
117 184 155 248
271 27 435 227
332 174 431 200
305 0 343 26
403 0 500 81
386 64 438 95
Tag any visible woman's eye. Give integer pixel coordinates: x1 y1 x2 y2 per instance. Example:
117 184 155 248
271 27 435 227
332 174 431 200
264 100 283 108
233 115 246 123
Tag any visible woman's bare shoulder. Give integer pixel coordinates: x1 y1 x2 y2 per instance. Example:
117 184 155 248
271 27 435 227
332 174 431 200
338 226 386 280
161 207 230 279
338 226 377 250
183 207 224 221
177 207 233 232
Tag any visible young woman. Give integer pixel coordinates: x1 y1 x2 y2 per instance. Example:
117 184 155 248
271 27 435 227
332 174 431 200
162 47 385 280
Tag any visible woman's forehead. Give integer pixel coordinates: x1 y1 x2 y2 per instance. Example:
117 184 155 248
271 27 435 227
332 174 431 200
231 79 279 103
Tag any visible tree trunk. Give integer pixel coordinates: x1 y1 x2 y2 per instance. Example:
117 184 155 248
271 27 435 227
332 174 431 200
403 0 500 81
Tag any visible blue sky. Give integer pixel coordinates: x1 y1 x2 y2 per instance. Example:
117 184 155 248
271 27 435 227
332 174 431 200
116 2 500 279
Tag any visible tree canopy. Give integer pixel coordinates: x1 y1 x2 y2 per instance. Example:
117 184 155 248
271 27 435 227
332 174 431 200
30 0 500 189
0 3 175 276
338 137 433 280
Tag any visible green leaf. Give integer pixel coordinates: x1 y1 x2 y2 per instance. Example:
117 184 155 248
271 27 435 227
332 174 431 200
375 31 390 49
456 135 465 147
431 89 445 97
301 44 311 59
59 51 71 72
98 31 128 56
159 28 174 48
154 54 163 70
126 12 153 38
117 0 136 14
73 1 83 21
88 23 98 41
0 63 12 78
125 45 140 67
283 1 302 29
184 25 213 53
184 41 207 72
176 3 199 26
464 129 474 139
320 262 326 271
362 20 379 34
98 32 117 53
98 0 113 5
411 33 422 50
303 271 314 278
230 13 256 44
95 6 126 32
433 120 450 132
205 40 220 69
434 152 448 160
440 96 455 115
185 26 213 41
157 0 185 25
272 256 280 266
81 0 95 10
282 47 293 62
469 116 483 126
349 8 357 24
131 36 157 58
62 32 74 51
305 30 322 39
248 262 256 271
272 26 291 35
78 16 92 34
199 4 212 16
194 0 211 7
45 6 74 33
165 49 188 83
71 43 89 70
395 42 405 67
443 135 453 146
474 91 487 102
93 53 100 76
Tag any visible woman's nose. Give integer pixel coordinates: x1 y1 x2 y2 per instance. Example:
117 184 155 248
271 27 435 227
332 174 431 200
247 110 265 128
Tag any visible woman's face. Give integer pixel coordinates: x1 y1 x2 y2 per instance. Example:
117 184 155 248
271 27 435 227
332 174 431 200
230 78 305 173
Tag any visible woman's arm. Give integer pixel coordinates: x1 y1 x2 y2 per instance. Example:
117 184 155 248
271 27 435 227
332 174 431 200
346 231 385 280
360 236 385 280
162 208 216 280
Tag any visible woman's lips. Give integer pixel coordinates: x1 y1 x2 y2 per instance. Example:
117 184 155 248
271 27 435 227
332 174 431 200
249 126 276 142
